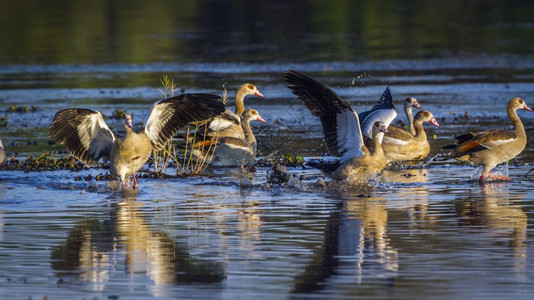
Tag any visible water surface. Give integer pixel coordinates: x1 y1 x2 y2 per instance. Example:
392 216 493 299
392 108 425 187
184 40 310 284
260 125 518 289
2 1 534 299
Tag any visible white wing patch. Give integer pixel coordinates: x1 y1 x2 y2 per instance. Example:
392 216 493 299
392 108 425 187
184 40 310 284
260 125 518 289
361 108 397 143
337 110 365 163
144 101 174 145
209 117 239 131
483 138 516 148
382 136 408 145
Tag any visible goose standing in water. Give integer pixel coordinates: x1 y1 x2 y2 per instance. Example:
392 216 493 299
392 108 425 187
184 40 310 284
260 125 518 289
204 83 264 139
284 70 389 183
443 97 531 183
0 139 5 164
193 108 265 167
382 110 440 163
49 93 226 190
391 97 422 135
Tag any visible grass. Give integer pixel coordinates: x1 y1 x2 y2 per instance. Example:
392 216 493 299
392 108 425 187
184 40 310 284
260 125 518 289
152 75 226 177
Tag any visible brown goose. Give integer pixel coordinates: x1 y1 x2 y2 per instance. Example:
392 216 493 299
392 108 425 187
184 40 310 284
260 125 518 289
397 97 422 135
49 93 225 190
283 69 389 183
0 139 5 164
443 97 531 183
382 110 440 163
193 108 266 167
205 83 264 139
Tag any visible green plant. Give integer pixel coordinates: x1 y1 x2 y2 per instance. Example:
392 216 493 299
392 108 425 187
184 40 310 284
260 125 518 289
151 75 224 177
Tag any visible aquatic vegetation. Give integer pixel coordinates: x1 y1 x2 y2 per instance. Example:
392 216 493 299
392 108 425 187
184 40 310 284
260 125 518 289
256 152 305 168
0 151 90 172
152 75 223 177
5 105 38 113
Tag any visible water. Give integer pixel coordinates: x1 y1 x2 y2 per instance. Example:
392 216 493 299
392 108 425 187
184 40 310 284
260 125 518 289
2 1 534 299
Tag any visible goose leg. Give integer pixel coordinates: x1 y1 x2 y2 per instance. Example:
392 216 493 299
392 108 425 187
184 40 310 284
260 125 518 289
480 171 512 183
132 173 139 190
487 173 512 182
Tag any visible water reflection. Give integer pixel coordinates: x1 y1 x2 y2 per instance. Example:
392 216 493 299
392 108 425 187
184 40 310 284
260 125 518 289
291 195 398 295
50 199 225 296
455 184 527 281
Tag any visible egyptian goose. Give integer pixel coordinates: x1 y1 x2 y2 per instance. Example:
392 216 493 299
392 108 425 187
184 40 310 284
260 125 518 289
443 97 531 183
49 93 226 190
193 108 265 167
205 83 264 139
0 139 5 164
382 110 440 163
396 97 422 135
284 69 389 183
358 86 398 143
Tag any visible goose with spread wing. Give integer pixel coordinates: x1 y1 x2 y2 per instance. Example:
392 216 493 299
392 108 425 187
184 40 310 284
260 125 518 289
442 97 531 183
49 94 226 190
284 69 388 183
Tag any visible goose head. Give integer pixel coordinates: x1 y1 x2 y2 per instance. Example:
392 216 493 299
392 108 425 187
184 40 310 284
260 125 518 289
123 113 133 129
414 110 440 127
242 108 266 123
372 121 389 137
404 97 422 109
509 97 532 111
241 83 265 98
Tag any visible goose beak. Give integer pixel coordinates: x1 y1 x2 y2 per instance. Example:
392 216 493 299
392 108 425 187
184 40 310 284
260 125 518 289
430 117 440 127
255 90 265 98
524 104 532 111
380 127 388 134
413 101 422 109
257 116 266 123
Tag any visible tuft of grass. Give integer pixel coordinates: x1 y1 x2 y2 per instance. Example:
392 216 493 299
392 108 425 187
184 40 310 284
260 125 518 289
151 75 225 177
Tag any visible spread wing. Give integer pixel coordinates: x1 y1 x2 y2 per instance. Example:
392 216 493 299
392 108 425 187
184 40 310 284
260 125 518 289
359 86 397 141
284 69 364 162
49 108 115 165
144 93 226 150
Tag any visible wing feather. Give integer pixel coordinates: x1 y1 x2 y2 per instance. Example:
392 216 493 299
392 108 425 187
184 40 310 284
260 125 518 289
144 93 226 150
283 70 364 160
49 108 115 165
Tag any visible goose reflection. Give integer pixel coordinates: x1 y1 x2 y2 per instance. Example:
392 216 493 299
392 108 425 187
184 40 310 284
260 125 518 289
455 184 527 281
291 195 398 295
50 199 225 295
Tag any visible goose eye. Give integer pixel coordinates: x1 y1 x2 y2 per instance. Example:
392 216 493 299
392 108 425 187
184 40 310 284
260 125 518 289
247 84 254 90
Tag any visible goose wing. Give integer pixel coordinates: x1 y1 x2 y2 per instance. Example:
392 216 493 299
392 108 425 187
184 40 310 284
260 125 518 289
454 129 517 154
144 93 226 150
359 86 397 141
382 125 414 145
208 110 241 131
49 108 115 165
284 69 364 163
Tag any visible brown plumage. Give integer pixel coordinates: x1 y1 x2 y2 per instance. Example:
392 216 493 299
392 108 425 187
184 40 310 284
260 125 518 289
443 97 531 183
49 93 225 190
382 110 440 163
283 69 389 183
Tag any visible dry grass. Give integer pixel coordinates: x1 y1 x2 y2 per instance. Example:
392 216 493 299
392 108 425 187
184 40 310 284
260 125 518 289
151 75 227 177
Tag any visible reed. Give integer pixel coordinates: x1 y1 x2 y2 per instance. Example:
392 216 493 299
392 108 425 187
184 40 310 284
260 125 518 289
151 76 225 177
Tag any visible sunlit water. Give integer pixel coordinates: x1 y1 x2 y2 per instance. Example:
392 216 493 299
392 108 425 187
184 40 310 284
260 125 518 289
3 1 534 299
